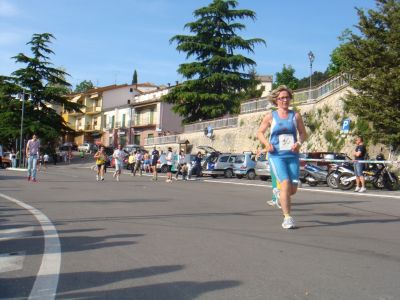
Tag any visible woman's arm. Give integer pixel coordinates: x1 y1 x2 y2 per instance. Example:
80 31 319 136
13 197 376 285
292 112 308 152
257 112 274 152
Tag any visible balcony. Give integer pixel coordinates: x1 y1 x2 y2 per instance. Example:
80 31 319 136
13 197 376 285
66 109 83 117
85 106 102 115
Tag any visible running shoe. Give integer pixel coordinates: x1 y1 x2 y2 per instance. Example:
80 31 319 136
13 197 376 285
282 216 295 229
96 175 99 181
32 178 37 183
101 177 104 181
116 176 120 182
267 200 276 206
354 186 360 192
358 187 366 193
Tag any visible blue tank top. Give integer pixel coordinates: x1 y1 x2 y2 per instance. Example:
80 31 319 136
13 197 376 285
269 110 298 158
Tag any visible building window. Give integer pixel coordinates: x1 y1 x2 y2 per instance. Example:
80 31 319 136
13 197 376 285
149 109 154 124
111 116 115 128
147 133 154 139
134 134 140 145
122 114 126 128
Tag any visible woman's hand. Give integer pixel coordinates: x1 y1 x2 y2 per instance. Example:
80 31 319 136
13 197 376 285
291 142 301 152
265 143 274 153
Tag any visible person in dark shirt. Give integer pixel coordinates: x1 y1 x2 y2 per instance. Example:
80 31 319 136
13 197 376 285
151 147 160 181
354 136 367 193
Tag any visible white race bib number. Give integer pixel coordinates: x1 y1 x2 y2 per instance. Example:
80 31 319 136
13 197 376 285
279 134 294 150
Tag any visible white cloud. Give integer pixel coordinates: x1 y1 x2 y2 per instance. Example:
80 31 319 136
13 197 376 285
0 0 18 17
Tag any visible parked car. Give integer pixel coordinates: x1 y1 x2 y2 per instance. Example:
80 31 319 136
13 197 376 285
60 142 78 151
233 152 257 180
1 152 11 168
123 144 145 154
78 142 95 153
202 153 238 178
254 153 271 180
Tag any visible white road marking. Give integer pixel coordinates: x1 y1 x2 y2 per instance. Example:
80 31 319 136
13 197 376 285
0 226 34 241
0 193 61 300
203 179 400 199
0 252 26 273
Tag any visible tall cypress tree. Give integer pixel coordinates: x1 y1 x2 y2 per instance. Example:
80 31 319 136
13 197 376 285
163 0 265 123
339 0 400 148
132 70 138 85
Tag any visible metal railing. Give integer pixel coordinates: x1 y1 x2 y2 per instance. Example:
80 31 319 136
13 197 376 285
184 116 238 133
293 74 349 103
144 135 179 145
85 106 101 113
239 74 349 113
240 97 271 114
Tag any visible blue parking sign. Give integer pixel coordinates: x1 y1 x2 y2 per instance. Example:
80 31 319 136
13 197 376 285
342 119 350 133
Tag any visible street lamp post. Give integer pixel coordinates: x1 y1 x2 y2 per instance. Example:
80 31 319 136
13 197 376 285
308 51 315 100
19 90 26 168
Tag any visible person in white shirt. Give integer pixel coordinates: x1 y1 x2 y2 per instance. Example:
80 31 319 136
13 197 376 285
166 147 173 183
112 144 126 181
26 134 40 182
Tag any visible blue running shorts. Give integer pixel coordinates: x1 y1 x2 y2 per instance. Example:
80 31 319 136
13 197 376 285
268 156 300 184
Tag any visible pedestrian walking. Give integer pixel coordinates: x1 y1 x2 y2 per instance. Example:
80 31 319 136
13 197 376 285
43 153 49 169
175 150 186 180
128 151 136 175
151 146 160 180
112 144 126 181
257 85 307 229
133 151 143 176
10 149 17 168
94 146 107 181
166 147 173 183
143 152 151 173
26 134 40 182
354 136 367 193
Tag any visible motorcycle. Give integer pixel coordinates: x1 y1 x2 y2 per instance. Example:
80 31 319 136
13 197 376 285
300 163 328 186
326 161 354 189
337 154 398 190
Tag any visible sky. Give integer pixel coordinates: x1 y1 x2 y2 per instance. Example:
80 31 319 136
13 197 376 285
0 0 376 89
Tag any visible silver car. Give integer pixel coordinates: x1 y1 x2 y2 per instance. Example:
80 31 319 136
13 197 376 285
202 153 238 178
255 153 271 180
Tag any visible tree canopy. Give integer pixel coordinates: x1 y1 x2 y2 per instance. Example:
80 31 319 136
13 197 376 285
273 65 298 90
74 80 94 93
163 0 266 123
0 33 80 150
339 0 400 148
132 70 138 85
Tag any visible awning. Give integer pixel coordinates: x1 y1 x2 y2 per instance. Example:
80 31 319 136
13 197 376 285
90 93 99 99
71 95 82 102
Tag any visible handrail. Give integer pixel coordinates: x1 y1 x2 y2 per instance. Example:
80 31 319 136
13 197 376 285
183 116 238 133
145 135 180 145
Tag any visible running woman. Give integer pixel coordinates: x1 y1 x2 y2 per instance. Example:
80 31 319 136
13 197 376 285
257 85 307 229
94 146 107 181
166 147 173 183
112 144 126 181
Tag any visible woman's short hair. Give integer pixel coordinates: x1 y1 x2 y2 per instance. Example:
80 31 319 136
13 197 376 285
269 85 293 106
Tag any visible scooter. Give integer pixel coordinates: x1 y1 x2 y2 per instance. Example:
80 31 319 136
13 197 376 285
326 161 354 189
300 163 328 186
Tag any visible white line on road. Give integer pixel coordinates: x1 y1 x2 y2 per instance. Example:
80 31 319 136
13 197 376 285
203 179 400 199
0 193 61 300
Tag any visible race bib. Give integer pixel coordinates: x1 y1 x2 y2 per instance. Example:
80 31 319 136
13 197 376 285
279 134 294 150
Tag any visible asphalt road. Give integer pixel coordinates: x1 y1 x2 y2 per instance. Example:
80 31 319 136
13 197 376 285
1 164 400 300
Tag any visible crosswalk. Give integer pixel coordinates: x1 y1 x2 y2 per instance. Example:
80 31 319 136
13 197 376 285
0 226 33 274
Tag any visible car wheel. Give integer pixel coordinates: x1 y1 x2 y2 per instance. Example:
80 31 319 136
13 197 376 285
247 170 256 180
160 165 169 173
224 168 233 178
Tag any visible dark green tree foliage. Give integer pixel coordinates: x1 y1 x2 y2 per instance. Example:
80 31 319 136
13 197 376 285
132 70 138 85
163 0 266 123
74 80 94 93
0 33 81 149
273 65 298 90
325 43 349 76
297 71 330 89
339 0 400 148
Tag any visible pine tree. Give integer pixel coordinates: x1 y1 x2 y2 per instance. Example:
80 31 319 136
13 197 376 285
1 33 81 148
163 0 266 123
132 70 138 85
339 0 400 148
